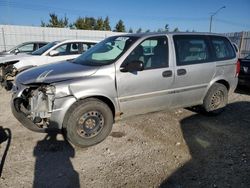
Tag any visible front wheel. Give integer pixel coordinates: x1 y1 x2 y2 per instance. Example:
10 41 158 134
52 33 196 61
63 98 113 147
202 83 228 115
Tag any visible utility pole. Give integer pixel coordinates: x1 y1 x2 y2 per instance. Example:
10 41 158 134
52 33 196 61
209 6 226 32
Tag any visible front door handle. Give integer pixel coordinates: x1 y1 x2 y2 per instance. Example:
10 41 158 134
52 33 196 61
177 69 187 76
162 70 173 77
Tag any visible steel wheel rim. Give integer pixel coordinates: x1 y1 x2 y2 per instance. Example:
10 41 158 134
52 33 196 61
77 111 104 138
210 90 224 110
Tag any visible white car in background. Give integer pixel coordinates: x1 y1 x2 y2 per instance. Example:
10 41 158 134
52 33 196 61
0 41 48 57
0 39 98 90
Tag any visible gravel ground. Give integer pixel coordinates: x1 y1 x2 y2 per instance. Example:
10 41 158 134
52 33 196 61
0 87 249 188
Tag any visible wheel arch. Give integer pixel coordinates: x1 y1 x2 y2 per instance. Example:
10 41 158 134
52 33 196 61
62 95 116 129
202 78 230 101
215 79 230 91
88 95 116 118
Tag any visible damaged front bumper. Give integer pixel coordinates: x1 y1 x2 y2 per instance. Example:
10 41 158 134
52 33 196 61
11 84 77 133
11 97 51 133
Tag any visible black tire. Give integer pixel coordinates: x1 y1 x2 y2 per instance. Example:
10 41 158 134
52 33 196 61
202 83 228 115
63 98 113 147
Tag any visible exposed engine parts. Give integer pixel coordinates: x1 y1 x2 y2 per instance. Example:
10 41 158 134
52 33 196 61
0 63 17 90
15 85 56 128
29 86 55 120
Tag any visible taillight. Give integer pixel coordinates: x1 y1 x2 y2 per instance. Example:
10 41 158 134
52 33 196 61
236 60 240 77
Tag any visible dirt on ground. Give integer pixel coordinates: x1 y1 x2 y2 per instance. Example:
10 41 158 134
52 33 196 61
0 87 249 188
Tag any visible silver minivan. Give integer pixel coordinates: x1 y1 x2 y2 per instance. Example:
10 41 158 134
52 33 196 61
11 33 238 147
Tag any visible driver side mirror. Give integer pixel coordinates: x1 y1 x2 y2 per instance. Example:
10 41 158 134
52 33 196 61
14 49 20 55
49 50 59 56
120 60 144 72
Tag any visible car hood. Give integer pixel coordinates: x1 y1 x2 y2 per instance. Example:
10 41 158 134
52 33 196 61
16 61 100 85
0 53 32 65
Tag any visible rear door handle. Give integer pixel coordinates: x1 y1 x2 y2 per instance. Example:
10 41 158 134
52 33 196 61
162 70 173 77
177 69 187 76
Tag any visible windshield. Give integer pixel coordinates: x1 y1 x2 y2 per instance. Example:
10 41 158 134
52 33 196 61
8 43 26 53
31 41 58 55
73 36 139 66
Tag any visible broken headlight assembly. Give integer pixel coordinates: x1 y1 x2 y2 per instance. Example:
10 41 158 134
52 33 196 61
17 83 72 128
53 84 71 98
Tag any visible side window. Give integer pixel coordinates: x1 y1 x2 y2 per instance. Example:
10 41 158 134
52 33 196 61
70 43 79 54
88 43 96 48
55 44 67 55
18 43 35 53
82 44 89 52
38 43 47 48
123 36 168 69
81 43 96 53
174 35 211 66
211 37 236 60
54 43 80 56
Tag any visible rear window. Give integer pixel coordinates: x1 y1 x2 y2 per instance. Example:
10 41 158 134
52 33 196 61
173 35 211 66
210 36 236 60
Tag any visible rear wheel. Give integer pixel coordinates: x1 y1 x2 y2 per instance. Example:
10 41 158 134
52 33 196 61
202 83 228 115
63 98 113 147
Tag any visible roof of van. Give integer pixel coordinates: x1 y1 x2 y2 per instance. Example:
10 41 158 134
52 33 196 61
115 32 225 38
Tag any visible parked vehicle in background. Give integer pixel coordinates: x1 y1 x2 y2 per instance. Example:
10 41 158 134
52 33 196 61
0 39 98 90
232 43 239 57
0 41 48 57
11 33 238 147
238 54 250 87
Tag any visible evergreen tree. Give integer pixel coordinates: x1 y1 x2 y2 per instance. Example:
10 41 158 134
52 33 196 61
136 28 142 33
74 17 96 30
114 20 126 32
104 16 111 31
41 13 69 28
165 24 169 32
157 28 163 32
69 23 75 29
41 21 46 27
87 17 96 30
95 18 104 30
128 28 133 33
74 17 86 29
173 27 179 32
